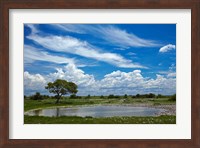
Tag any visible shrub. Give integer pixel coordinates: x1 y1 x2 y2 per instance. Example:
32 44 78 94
70 94 76 99
146 93 155 98
85 94 91 99
168 94 176 101
100 95 104 98
136 94 140 98
108 94 115 98
124 94 128 98
70 94 82 99
30 92 43 100
114 95 120 98
131 95 136 98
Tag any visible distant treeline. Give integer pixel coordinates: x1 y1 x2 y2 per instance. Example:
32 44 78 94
24 92 176 101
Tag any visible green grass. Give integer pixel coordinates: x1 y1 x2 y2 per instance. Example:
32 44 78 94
24 115 176 124
24 97 175 112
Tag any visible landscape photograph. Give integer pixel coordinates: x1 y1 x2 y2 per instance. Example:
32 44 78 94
24 24 176 124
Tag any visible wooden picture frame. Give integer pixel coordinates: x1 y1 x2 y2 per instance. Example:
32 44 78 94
0 0 199 147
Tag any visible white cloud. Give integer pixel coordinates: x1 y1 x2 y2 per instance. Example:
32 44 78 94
127 52 136 56
52 24 86 34
24 45 75 64
46 63 96 87
24 63 96 95
159 44 176 53
98 26 161 48
167 72 176 78
24 64 176 96
158 64 176 78
52 24 161 48
25 24 39 35
27 34 146 68
24 71 46 93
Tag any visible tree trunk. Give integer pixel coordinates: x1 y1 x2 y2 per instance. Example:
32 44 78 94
55 98 60 104
55 94 62 104
55 95 60 104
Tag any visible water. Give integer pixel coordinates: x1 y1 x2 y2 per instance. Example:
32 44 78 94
25 105 165 117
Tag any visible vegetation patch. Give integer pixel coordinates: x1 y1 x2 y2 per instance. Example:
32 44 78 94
24 115 176 124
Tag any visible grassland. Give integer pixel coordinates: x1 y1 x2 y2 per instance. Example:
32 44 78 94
24 115 175 124
24 96 176 124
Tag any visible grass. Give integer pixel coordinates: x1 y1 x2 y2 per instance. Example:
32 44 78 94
24 115 176 124
24 97 175 111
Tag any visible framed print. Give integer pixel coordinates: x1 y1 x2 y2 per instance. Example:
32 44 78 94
0 0 200 148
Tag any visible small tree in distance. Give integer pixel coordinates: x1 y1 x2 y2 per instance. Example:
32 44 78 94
45 79 78 104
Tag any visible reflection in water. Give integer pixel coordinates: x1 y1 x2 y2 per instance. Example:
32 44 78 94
25 105 165 117
56 108 59 117
34 109 42 116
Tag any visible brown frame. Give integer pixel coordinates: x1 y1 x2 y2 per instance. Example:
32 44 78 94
0 0 200 147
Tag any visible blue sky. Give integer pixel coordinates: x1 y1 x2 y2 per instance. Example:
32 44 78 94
24 24 176 96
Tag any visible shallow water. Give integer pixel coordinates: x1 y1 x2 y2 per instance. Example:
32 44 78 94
25 105 165 117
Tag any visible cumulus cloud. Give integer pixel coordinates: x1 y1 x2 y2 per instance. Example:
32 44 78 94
158 64 176 78
24 64 96 95
159 44 176 53
24 64 176 96
24 71 46 94
46 63 96 87
27 34 146 68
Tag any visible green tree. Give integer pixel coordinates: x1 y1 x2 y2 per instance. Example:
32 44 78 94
124 94 128 98
45 79 78 104
148 93 156 98
136 94 140 98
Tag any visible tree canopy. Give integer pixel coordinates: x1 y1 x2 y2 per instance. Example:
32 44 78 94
45 79 78 103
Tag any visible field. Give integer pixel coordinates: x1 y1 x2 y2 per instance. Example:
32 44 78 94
24 96 176 124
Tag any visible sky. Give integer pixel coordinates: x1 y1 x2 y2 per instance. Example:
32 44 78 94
24 24 176 96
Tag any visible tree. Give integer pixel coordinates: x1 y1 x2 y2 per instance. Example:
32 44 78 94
45 79 78 104
124 94 128 98
148 93 156 98
136 94 140 98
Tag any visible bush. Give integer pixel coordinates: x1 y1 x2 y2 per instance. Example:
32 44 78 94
136 94 140 98
131 95 136 98
70 94 76 99
108 94 115 98
70 94 82 99
148 93 156 98
168 94 176 101
124 94 128 98
30 92 43 100
42 95 49 99
100 95 104 98
85 94 91 99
